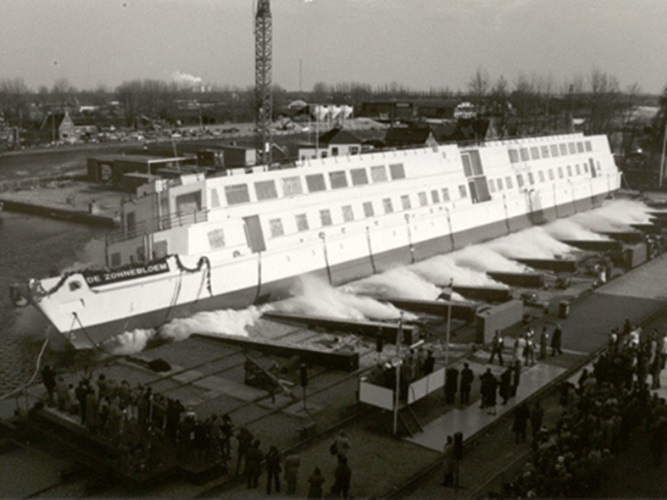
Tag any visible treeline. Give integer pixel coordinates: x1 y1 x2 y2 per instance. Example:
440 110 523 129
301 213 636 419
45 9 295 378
0 70 662 137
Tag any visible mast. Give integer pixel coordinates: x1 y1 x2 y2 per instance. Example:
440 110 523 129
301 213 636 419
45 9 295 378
255 0 272 166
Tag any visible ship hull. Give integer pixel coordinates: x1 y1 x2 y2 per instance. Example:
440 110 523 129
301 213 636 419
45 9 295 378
60 195 606 349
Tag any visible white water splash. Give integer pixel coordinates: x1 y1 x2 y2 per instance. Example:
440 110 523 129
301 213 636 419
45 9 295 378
343 266 442 301
410 253 506 288
545 219 610 241
272 275 410 321
107 328 156 355
158 306 263 342
487 226 575 259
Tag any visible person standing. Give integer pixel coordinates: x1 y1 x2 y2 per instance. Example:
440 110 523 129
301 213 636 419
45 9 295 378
444 367 459 405
442 435 455 487
489 331 505 366
487 371 498 416
459 363 474 405
246 439 263 489
236 427 254 476
333 431 351 464
265 445 282 495
510 359 522 398
530 401 544 441
41 365 56 406
307 467 325 499
512 403 530 443
332 456 351 499
551 324 563 356
539 326 549 360
284 452 301 495
499 366 512 405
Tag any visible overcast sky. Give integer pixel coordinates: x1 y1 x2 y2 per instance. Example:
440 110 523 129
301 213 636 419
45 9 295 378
1 0 665 94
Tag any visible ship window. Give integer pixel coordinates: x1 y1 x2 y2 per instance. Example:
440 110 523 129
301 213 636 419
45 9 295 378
577 142 585 153
469 151 484 175
568 142 576 154
530 147 540 160
111 252 121 267
363 201 374 218
295 214 309 232
207 229 226 249
441 188 450 201
462 155 473 177
306 174 326 192
332 147 339 157
382 198 394 214
350 146 360 155
517 174 524 188
371 165 388 183
329 171 348 189
508 149 519 163
320 209 332 227
351 168 369 186
538 171 545 183
558 166 564 178
431 189 440 203
488 179 495 193
342 205 354 222
210 188 221 208
153 241 168 259
224 184 250 205
282 176 303 196
575 164 581 175
585 141 592 152
389 163 406 180
459 185 467 198
567 165 573 177
520 148 529 161
176 191 202 214
527 172 535 185
548 169 555 181
418 192 428 207
550 144 559 157
255 180 278 200
560 143 568 156
541 146 550 158
497 178 504 191
505 176 513 189
401 195 411 210
269 218 284 237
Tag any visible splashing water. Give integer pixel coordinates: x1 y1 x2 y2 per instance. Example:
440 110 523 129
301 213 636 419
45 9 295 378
410 253 507 288
273 275 408 321
343 266 442 301
158 306 264 342
487 226 576 259
544 219 610 241
107 328 156 355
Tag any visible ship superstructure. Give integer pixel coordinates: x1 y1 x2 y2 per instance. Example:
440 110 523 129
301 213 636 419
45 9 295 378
23 133 621 348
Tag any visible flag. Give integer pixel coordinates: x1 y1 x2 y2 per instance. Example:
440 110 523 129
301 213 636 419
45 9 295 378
437 279 454 301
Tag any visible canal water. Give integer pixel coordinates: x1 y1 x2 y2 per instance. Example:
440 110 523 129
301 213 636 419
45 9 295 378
0 212 103 392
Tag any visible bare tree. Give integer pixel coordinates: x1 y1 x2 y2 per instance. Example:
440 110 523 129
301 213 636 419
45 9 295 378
468 66 491 114
0 78 30 126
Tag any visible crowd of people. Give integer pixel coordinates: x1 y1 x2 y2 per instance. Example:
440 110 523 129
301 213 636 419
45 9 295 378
39 367 353 497
493 321 667 498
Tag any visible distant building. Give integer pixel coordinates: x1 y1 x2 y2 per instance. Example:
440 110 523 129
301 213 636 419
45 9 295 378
40 110 98 143
297 128 362 160
87 154 193 188
359 101 414 122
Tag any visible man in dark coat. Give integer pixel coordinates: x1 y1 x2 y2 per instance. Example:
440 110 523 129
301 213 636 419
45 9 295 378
499 366 512 405
530 401 544 440
332 456 352 498
265 445 282 495
459 363 474 405
551 324 563 356
246 439 263 489
512 403 530 443
236 427 254 476
444 367 459 404
41 365 56 405
510 359 522 398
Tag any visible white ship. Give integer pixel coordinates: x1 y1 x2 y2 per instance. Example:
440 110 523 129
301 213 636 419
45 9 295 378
16 133 621 349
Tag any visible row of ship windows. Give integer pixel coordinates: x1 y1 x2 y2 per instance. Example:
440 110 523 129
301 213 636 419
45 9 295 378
265 185 466 238
508 140 592 164
489 161 598 193
211 162 408 208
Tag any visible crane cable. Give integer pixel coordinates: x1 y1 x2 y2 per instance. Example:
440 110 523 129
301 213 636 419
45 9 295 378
0 336 50 402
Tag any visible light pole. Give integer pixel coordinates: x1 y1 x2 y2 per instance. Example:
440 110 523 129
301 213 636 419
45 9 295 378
392 312 404 436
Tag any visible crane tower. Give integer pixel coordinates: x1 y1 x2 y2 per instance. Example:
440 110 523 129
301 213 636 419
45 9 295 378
255 0 272 165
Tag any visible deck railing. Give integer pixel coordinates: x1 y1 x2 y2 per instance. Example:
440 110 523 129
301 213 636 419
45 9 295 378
106 209 208 245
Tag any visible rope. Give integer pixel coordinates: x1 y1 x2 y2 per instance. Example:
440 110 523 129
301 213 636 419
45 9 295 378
0 337 50 402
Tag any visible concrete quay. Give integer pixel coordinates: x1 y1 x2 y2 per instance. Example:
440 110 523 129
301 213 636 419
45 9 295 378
1 253 667 497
